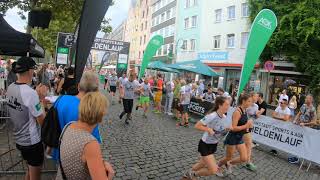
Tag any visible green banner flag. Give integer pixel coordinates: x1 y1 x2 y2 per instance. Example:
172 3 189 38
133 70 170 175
238 9 277 95
138 35 164 79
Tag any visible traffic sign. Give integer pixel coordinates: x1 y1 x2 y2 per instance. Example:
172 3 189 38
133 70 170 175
264 61 274 72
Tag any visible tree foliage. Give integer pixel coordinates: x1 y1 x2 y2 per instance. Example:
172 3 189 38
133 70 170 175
249 0 320 98
0 0 113 55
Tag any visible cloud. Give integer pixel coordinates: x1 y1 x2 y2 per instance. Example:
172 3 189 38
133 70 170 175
3 7 27 33
105 0 131 28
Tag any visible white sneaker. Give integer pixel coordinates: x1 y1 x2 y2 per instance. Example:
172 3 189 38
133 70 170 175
216 167 224 177
226 161 233 174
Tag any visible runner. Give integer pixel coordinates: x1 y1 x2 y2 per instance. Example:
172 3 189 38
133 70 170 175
118 73 128 103
136 78 153 118
164 79 174 115
179 79 192 127
173 78 182 123
183 96 231 179
153 74 163 114
218 93 253 174
243 92 259 171
103 71 109 90
107 72 118 105
119 73 139 124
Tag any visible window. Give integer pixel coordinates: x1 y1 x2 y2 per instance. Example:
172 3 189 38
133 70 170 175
161 13 165 23
152 18 155 27
165 26 169 37
140 36 143 45
144 35 146 44
156 16 160 25
139 51 141 58
147 8 149 16
142 11 145 18
190 39 196 51
242 3 249 17
159 28 164 36
213 35 221 49
172 7 176 17
141 23 143 31
215 9 222 23
182 40 188 50
166 9 171 20
163 44 168 55
191 16 197 27
157 46 162 56
145 21 147 29
241 32 249 48
227 6 235 20
184 18 189 29
227 34 235 48
185 0 190 8
192 0 197 6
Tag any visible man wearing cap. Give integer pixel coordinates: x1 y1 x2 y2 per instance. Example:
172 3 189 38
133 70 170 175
7 57 47 180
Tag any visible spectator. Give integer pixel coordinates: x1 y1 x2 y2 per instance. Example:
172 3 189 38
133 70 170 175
5 59 17 89
164 79 174 115
7 57 47 180
48 65 55 91
56 92 114 179
179 79 192 127
173 78 182 122
288 95 317 164
37 64 50 88
52 71 102 161
201 87 216 103
107 72 119 105
256 92 267 116
197 80 205 96
57 67 78 95
288 95 297 117
191 83 198 98
278 90 289 105
271 99 291 156
217 87 229 97
153 74 163 114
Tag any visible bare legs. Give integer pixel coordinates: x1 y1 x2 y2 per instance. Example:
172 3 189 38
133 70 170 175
192 155 218 177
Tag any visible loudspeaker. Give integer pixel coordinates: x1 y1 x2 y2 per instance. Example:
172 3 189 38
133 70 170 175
28 10 52 29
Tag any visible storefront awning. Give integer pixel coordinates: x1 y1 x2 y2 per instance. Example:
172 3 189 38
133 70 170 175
260 69 304 75
168 60 219 77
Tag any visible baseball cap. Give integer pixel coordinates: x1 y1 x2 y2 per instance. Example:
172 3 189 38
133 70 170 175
12 57 37 73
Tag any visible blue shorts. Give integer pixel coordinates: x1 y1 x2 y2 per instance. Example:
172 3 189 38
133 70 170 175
224 133 244 145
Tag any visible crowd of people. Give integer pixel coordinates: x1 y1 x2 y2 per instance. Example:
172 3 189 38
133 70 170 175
2 56 320 179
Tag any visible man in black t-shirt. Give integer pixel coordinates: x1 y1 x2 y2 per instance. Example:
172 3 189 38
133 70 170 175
257 92 267 116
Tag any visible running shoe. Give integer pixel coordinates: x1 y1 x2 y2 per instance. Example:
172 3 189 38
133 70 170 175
182 170 194 179
136 106 139 110
245 163 257 171
167 112 173 116
216 167 224 177
288 157 299 164
119 112 125 120
154 110 161 114
125 119 129 124
225 161 233 174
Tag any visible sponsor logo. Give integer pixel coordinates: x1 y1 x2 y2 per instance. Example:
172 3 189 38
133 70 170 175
258 17 272 30
189 102 205 115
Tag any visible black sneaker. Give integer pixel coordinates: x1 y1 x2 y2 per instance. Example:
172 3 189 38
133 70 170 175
125 119 129 124
119 112 125 119
270 150 278 156
136 106 139 110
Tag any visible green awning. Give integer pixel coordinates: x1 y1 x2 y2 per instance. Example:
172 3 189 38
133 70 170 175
167 60 219 76
147 61 180 73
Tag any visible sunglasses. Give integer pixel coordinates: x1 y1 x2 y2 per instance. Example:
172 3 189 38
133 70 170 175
280 102 287 105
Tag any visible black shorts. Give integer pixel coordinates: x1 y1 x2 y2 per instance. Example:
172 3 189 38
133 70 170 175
105 79 108 84
16 142 44 166
181 104 189 113
123 99 134 113
198 139 218 156
224 133 244 145
110 86 117 93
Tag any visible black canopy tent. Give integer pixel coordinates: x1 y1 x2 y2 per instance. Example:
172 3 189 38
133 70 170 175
0 14 45 58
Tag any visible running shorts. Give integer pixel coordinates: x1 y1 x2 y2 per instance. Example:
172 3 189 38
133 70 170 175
110 86 117 93
224 132 244 145
123 99 134 113
16 142 44 166
154 91 162 103
139 96 150 104
198 139 218 156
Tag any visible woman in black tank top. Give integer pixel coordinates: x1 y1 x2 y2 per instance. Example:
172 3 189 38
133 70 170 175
218 94 253 174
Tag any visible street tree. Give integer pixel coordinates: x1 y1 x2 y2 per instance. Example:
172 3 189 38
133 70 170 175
249 0 320 102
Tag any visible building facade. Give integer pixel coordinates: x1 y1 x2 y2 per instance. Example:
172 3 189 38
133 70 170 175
175 0 254 93
105 20 127 41
150 0 177 63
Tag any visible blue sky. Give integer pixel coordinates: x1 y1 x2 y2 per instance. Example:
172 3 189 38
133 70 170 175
4 0 131 37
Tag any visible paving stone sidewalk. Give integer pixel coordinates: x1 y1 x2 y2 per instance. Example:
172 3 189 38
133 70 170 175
99 92 320 180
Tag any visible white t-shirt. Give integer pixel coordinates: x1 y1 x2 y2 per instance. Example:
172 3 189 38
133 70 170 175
180 85 192 105
279 94 289 103
119 77 128 86
200 112 226 144
275 106 291 118
7 83 43 146
247 103 259 117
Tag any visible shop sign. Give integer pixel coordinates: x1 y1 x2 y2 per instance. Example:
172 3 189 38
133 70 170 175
197 52 228 60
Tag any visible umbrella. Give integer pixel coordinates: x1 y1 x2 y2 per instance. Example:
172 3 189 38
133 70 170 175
147 61 180 73
167 60 218 76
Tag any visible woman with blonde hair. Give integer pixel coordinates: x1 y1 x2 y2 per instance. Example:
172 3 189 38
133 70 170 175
56 92 114 180
288 95 297 117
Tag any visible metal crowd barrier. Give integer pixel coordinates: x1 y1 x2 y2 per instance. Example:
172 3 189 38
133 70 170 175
0 98 57 179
